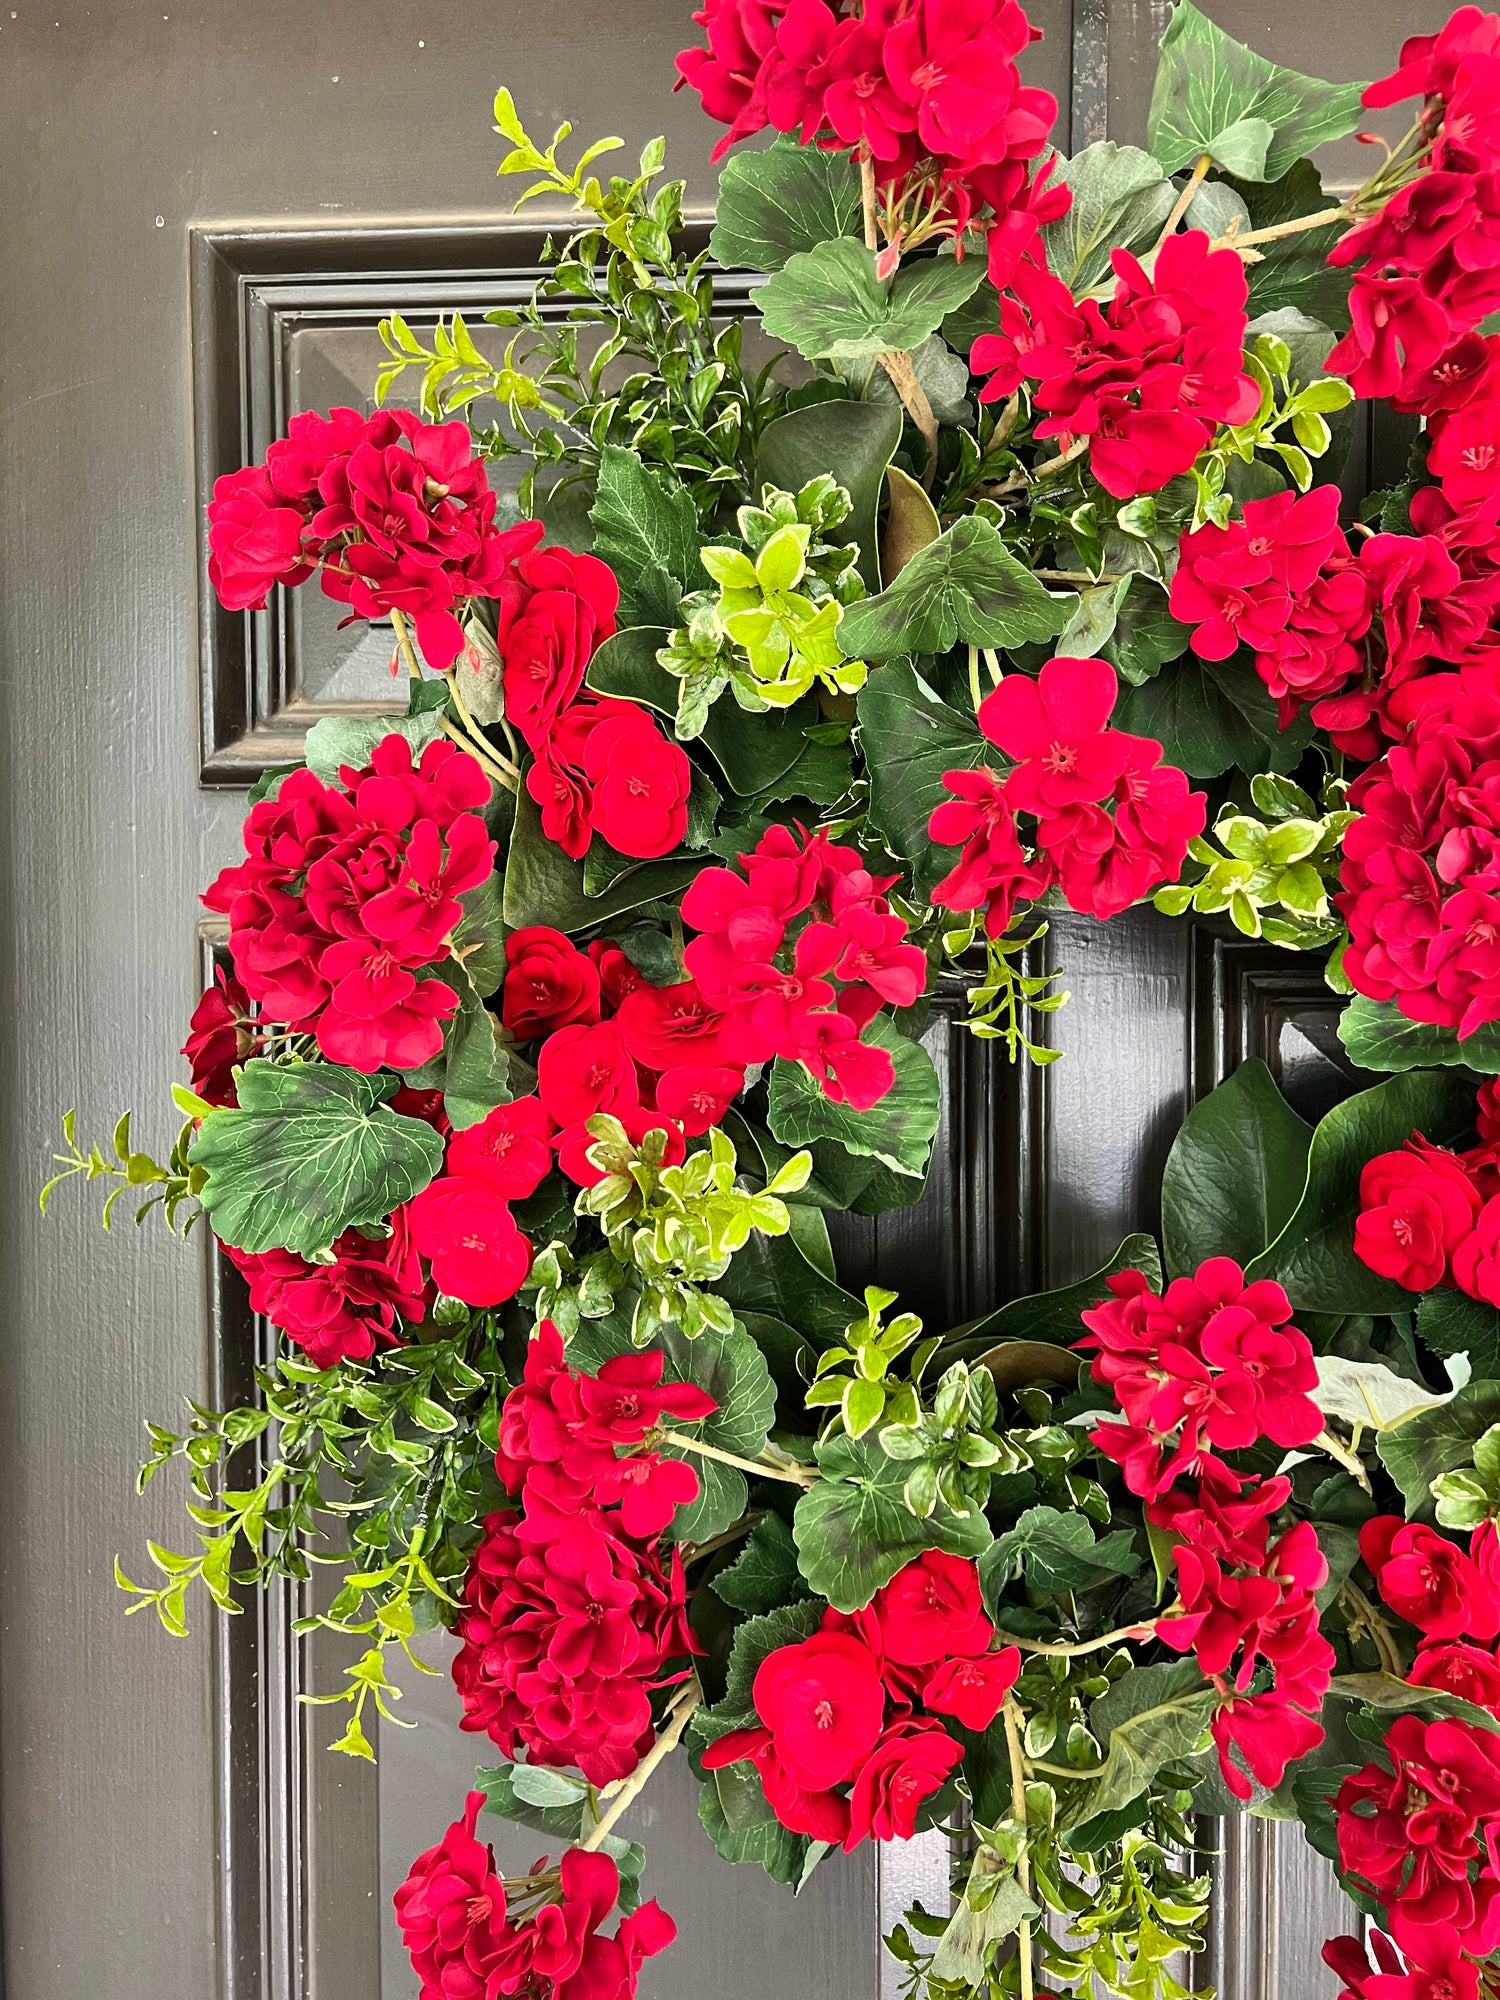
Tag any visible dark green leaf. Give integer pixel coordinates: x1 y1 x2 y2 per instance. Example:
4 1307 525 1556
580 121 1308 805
1248 1072 1475 1312
476 1759 590 1841
452 870 507 999
709 135 863 273
589 445 705 624
1114 649 1312 778
1042 144 1175 291
696 1774 816 1885
712 1512 811 1616
1223 162 1353 329
1147 2 1367 182
767 1015 941 1179
857 657 988 898
1101 574 1192 687
1417 1289 1500 1379
1338 995 1500 1075
697 1598 826 1735
983 1505 1141 1596
838 516 1073 660
756 399 903 592
943 1234 1163 1360
1162 1059 1313 1277
757 238 984 364
502 787 698 933
793 1433 993 1611
404 973 516 1130
715 1229 863 1350
189 1061 443 1259
1378 1380 1500 1516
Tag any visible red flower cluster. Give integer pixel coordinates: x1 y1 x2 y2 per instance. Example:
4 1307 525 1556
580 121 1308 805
674 0 1063 270
207 406 523 671
406 1098 555 1307
453 1323 713 1785
1349 1113 1500 1299
394 1792 675 2000
495 925 746 1188
181 968 263 1107
224 1207 431 1370
1336 1714 1500 1966
701 1551 1019 1849
486 525 694 864
1328 10 1500 408
204 733 494 1073
1336 661 1500 1038
973 232 1260 498
928 656 1206 935
1361 1515 1500 1644
1080 1258 1330 1798
1325 1922 1483 2000
681 823 926 1110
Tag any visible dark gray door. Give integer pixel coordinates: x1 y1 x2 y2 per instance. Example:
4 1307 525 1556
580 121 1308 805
0 3 1410 1996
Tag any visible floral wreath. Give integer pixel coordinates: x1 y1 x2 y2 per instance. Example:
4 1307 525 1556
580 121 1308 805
47 4 1500 1997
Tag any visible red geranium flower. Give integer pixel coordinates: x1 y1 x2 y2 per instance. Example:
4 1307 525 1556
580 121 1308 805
843 1716 964 1850
752 1629 886 1791
501 926 602 1040
407 1176 533 1307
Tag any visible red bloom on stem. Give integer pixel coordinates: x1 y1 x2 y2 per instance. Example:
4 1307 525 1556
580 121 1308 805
615 978 727 1070
928 765 1055 936
923 1647 1022 1730
407 1176 533 1307
654 1062 745 1135
493 532 620 753
445 1097 555 1202
583 705 694 859
501 926 602 1040
981 656 1130 814
393 1790 512 2000
844 1717 963 1850
206 463 313 610
536 1022 638 1127
1409 1639 1500 1710
1354 1138 1484 1291
1212 1693 1326 1802
224 1210 428 1369
752 1629 886 1791
871 1549 993 1665
1360 1517 1500 1641
182 969 261 1106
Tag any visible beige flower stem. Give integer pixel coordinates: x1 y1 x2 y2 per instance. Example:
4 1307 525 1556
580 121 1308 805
580 1675 702 1852
860 149 881 255
390 606 520 794
657 1430 818 1488
968 645 984 713
390 604 426 683
1338 1579 1405 1678
989 437 1088 499
859 153 940 487
442 662 521 792
981 647 1002 686
1002 1695 1034 2000
993 1614 1167 1658
1155 151 1214 251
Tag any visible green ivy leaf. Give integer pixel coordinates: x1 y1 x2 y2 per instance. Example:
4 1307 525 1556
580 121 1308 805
1418 1289 1500 1379
697 1597 826 1736
1337 995 1500 1075
189 1061 444 1258
756 399 903 593
857 657 988 898
712 1512 811 1616
836 515 1073 660
303 710 445 785
983 1505 1141 1596
1147 2 1368 182
1161 1059 1313 1277
1041 144 1175 292
767 1015 941 1180
709 134 863 273
1248 1072 1475 1313
589 444 705 626
452 870 507 999
1084 1661 1217 1820
793 1433 992 1611
1378 1380 1500 1518
1101 574 1192 687
475 1759 591 1841
756 238 985 364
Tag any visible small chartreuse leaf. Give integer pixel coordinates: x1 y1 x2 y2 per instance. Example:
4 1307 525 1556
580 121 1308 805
189 1060 443 1259
836 515 1072 659
708 133 863 273
793 1433 992 1612
766 1016 941 1180
1160 1058 1313 1277
1147 1 1368 182
756 237 984 364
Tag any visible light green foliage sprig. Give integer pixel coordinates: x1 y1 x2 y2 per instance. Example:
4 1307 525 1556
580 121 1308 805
574 1118 811 1343
41 1092 205 1231
118 1317 505 1760
1193 329 1354 529
376 95 785 526
935 917 1070 1065
658 477 869 730
1154 770 1352 946
1433 1421 1500 1530
803 1285 938 1438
